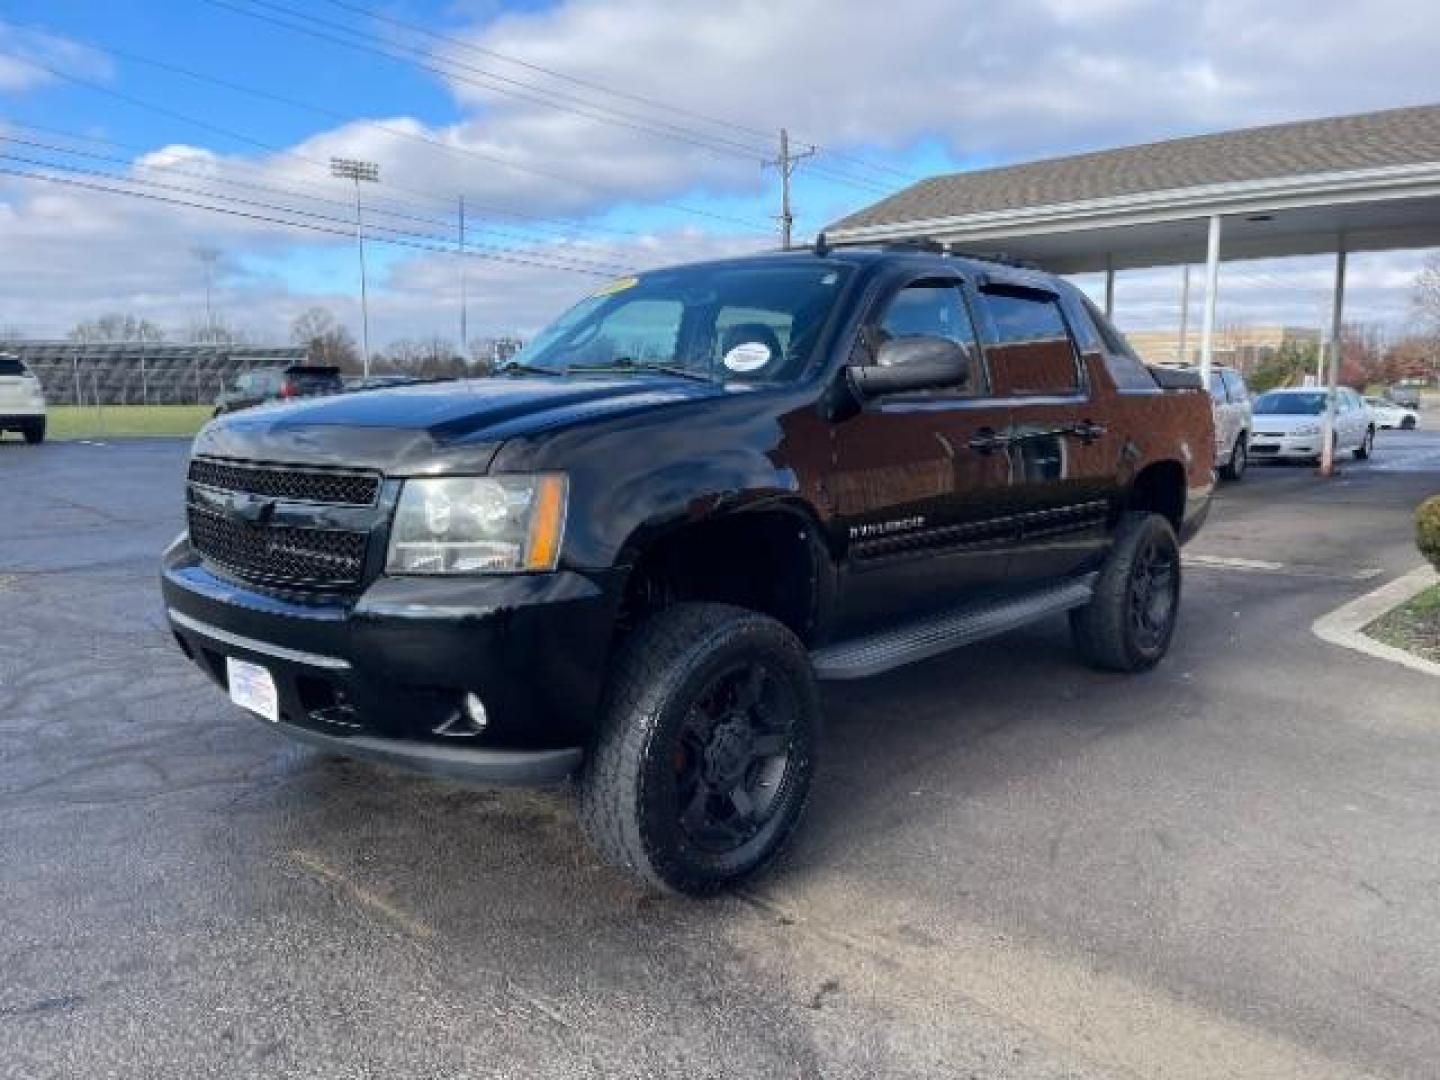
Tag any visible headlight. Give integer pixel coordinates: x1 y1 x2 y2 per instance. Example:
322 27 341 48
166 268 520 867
386 475 568 575
1293 423 1321 435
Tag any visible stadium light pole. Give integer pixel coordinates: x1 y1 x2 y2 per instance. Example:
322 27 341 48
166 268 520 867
330 157 380 377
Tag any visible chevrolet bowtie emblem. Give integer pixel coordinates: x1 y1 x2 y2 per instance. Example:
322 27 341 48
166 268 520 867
225 491 277 525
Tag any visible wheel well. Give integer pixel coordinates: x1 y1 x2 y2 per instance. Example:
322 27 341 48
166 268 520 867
620 510 822 644
1128 461 1185 531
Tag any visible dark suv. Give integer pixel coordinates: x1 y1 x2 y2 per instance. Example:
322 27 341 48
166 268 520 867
213 364 343 416
163 246 1214 894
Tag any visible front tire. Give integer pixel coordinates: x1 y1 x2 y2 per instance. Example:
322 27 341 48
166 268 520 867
1219 435 1247 481
1354 426 1374 460
1070 512 1181 673
22 418 45 445
579 603 819 895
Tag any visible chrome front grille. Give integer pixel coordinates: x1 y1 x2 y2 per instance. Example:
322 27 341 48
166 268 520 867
188 456 380 506
185 456 380 589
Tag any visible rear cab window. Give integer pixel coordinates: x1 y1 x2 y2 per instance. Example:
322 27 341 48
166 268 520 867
977 287 1081 396
0 356 30 377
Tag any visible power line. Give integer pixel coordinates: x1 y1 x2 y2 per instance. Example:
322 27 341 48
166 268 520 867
2 119 657 254
0 129 646 267
7 49 775 234
314 0 922 185
0 161 631 277
200 0 894 196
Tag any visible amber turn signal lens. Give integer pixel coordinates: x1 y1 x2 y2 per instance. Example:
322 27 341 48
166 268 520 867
523 474 568 571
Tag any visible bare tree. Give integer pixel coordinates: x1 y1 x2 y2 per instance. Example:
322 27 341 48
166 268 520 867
187 316 250 345
69 313 166 343
1413 253 1440 337
289 307 361 371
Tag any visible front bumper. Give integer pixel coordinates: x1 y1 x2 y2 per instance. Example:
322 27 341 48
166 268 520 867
163 540 621 786
1248 432 1322 458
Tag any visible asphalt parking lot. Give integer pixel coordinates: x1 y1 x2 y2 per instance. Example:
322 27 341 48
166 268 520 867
3 431 1440 1080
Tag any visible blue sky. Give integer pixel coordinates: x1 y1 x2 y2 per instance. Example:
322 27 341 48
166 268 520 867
1 0 1436 347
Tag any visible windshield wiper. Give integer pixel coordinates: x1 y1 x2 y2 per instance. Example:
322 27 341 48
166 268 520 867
495 361 562 377
565 358 712 383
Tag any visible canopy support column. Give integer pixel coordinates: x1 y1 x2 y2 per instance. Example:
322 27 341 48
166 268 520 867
1104 255 1115 318
1319 245 1348 477
1198 215 1222 388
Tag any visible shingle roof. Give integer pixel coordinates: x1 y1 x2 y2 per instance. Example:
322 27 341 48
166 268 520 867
828 104 1440 234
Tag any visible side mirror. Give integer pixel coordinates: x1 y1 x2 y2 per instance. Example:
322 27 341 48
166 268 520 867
848 335 973 398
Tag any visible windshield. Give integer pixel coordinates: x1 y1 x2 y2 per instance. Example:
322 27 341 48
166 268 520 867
1253 391 1327 415
504 262 853 383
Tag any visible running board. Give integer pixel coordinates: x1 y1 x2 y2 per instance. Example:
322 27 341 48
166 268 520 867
811 574 1096 680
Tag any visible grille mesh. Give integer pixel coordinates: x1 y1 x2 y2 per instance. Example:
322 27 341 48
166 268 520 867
187 506 368 586
188 457 379 506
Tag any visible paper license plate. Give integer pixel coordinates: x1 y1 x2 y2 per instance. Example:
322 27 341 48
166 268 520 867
227 656 279 723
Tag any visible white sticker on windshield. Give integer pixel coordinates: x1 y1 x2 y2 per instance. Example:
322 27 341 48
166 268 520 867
722 342 772 373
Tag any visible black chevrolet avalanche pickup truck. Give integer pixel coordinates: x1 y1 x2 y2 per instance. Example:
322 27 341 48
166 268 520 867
162 245 1214 894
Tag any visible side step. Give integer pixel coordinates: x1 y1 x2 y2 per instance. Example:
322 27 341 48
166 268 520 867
811 574 1096 680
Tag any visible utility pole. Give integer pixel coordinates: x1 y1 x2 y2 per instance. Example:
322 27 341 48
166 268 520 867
459 195 468 361
331 157 380 378
1177 264 1191 364
193 246 220 341
763 128 815 250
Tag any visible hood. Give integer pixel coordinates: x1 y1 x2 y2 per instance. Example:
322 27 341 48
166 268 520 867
1251 411 1324 432
192 375 725 474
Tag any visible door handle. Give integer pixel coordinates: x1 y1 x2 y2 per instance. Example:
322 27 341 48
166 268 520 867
1067 420 1107 443
967 428 1011 454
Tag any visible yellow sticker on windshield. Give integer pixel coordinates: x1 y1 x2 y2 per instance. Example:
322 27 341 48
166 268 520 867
591 275 639 297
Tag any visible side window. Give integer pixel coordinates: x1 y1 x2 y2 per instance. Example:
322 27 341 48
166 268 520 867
1222 370 1248 402
980 289 1081 396
870 280 979 393
1077 295 1154 391
1208 372 1227 402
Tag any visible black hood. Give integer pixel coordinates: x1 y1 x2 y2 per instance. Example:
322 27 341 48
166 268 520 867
192 375 725 474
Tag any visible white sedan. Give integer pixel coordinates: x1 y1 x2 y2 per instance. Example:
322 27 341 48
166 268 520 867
1365 397 1419 430
1248 387 1374 463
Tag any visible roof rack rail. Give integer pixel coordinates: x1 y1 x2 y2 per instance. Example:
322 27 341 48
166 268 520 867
881 238 947 254
949 249 1042 270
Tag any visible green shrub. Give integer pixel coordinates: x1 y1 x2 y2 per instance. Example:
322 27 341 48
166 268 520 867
1419 496 1440 572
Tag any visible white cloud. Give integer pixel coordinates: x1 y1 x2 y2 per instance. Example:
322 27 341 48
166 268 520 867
0 19 112 92
2 0 1439 342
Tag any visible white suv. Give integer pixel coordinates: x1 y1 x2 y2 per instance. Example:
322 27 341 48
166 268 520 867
0 353 47 444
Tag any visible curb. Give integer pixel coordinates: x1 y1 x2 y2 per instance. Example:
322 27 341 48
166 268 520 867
1312 564 1440 678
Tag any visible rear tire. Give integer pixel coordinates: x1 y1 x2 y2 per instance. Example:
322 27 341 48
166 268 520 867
22 418 45 445
1070 512 1181 673
579 602 819 895
1219 436 1247 481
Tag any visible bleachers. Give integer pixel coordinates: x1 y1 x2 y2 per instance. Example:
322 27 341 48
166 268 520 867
1 342 310 406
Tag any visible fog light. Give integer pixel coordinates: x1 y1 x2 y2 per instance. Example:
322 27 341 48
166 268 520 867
463 692 488 732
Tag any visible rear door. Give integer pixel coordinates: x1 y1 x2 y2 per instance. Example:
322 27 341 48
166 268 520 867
973 283 1121 584
831 273 1015 632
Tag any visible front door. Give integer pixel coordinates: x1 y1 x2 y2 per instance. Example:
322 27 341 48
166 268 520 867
831 275 1014 634
972 283 1121 584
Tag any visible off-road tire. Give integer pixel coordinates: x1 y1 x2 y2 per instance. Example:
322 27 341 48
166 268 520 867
1070 512 1181 673
22 418 45 445
579 602 819 895
1219 435 1246 481
1354 426 1374 460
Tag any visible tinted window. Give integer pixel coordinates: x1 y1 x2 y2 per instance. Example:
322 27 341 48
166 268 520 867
0 356 28 376
1077 296 1153 391
1208 372 1226 401
879 282 976 347
510 263 853 383
981 290 1079 396
1222 370 1248 401
1253 391 1326 415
